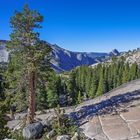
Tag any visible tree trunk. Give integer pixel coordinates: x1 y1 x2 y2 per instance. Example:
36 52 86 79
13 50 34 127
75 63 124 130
27 71 36 124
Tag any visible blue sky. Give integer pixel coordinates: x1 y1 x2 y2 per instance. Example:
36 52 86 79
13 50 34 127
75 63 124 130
0 0 140 52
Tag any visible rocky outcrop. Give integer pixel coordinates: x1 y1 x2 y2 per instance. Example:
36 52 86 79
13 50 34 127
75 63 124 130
126 50 140 67
57 135 70 140
80 103 140 140
7 80 140 140
109 49 120 56
46 129 56 139
71 132 79 140
22 122 43 139
75 80 140 140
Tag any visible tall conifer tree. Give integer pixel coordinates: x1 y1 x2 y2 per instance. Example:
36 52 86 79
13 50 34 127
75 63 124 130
6 5 51 124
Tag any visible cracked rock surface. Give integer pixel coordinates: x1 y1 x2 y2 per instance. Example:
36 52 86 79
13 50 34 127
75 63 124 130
7 80 140 140
79 80 140 140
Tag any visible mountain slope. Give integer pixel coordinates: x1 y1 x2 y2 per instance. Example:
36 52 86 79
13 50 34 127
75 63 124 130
50 44 108 72
125 49 140 67
91 48 140 69
7 79 140 140
46 43 120 72
0 40 119 72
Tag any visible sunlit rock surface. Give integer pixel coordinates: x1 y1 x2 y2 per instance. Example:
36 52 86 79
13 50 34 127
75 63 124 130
7 80 140 140
77 80 140 140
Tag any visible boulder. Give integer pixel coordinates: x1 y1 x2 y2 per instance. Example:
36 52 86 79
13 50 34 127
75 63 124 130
46 129 56 139
41 119 52 128
71 132 79 140
13 120 25 131
57 135 70 140
22 122 43 139
13 123 22 131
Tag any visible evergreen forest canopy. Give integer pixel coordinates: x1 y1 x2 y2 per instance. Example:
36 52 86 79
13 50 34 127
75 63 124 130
2 57 140 112
45 58 140 106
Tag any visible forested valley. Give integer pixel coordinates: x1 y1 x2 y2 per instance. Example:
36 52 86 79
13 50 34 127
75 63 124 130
1 58 139 112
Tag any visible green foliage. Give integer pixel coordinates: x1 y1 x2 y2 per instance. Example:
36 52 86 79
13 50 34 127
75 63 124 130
88 74 97 99
61 60 140 105
0 101 10 139
130 62 138 80
0 64 10 139
11 131 25 140
5 4 52 112
0 68 3 95
77 91 82 104
66 71 78 105
46 73 61 108
52 106 77 136
122 63 130 83
97 68 105 96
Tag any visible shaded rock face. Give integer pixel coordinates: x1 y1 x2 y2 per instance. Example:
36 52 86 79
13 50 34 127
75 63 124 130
22 122 43 139
50 44 109 72
71 80 140 121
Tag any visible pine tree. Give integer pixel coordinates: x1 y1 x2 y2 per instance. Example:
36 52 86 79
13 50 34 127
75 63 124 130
122 63 130 83
77 90 82 104
66 71 77 105
85 68 92 96
108 64 114 90
88 73 97 99
53 105 77 135
96 67 106 96
130 62 137 80
0 66 9 139
47 73 59 108
88 86 94 99
0 102 9 139
36 84 47 110
0 65 5 100
6 4 51 124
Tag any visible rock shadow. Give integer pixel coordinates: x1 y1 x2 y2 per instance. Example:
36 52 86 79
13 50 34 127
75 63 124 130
70 90 140 125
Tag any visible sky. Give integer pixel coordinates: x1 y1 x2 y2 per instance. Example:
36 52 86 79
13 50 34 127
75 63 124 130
0 0 140 52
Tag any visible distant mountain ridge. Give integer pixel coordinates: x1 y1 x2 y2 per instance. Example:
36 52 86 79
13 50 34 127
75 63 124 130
48 43 120 72
0 40 120 72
